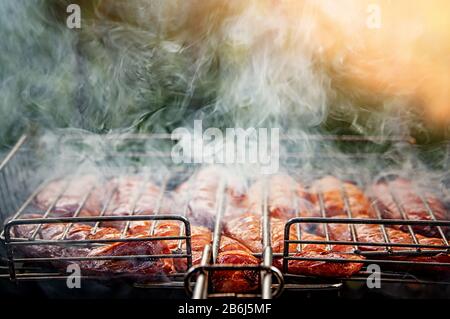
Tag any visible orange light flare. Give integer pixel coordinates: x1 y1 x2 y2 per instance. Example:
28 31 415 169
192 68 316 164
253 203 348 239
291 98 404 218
264 0 450 127
308 0 450 127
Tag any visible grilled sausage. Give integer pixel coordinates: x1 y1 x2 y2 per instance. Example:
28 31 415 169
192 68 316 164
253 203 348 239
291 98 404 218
177 166 247 228
195 166 248 206
10 214 174 278
10 214 90 261
103 176 173 229
176 168 221 229
151 222 211 271
282 248 364 278
108 176 170 214
223 214 263 252
316 214 446 251
246 174 312 220
131 219 259 292
309 176 373 217
132 216 259 292
219 235 253 253
132 218 259 293
129 220 194 249
270 218 363 277
223 213 347 253
371 177 449 238
212 235 259 293
317 214 450 272
35 175 105 217
128 219 212 271
84 235 174 278
213 249 260 293
223 213 295 253
224 214 363 277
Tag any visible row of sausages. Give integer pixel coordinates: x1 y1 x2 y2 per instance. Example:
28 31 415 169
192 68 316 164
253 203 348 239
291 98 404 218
9 166 450 292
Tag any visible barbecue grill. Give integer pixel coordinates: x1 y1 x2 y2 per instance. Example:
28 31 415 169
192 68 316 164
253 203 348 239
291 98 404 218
1 133 449 299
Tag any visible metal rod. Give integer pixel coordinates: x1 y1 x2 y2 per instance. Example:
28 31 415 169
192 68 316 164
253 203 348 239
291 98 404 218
284 216 450 227
292 185 303 253
283 221 290 274
91 185 119 233
3 227 16 281
416 192 449 246
317 190 332 251
6 214 193 225
261 178 271 248
283 256 450 267
77 133 414 143
211 178 227 262
186 263 284 298
261 177 273 299
25 157 88 240
29 178 73 240
120 175 154 237
0 170 12 217
192 244 211 299
261 246 273 299
11 254 191 263
0 135 27 171
387 186 421 250
282 217 450 251
145 172 193 271
176 168 199 253
0 180 51 239
60 185 96 239
147 174 170 236
282 239 448 250
371 201 393 253
339 181 360 253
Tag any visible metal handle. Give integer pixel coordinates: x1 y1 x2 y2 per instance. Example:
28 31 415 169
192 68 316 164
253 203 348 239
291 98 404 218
191 245 211 299
184 262 285 299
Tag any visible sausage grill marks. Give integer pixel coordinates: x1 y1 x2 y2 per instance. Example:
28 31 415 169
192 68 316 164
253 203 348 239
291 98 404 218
213 248 260 293
104 217 258 292
232 174 365 278
316 214 450 272
224 213 364 277
16 168 258 292
35 175 105 217
11 214 175 278
102 176 173 229
370 177 449 238
246 174 310 220
310 176 450 272
177 166 248 229
175 167 259 293
309 176 374 217
34 175 174 229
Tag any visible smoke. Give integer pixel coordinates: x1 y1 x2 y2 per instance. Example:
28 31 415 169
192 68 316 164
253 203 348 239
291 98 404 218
0 0 449 151
0 1 77 147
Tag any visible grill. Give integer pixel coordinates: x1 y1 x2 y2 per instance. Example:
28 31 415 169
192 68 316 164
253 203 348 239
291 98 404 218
1 133 450 299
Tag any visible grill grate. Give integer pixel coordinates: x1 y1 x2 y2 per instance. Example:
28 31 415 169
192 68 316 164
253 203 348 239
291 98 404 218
184 176 285 299
1 134 450 299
